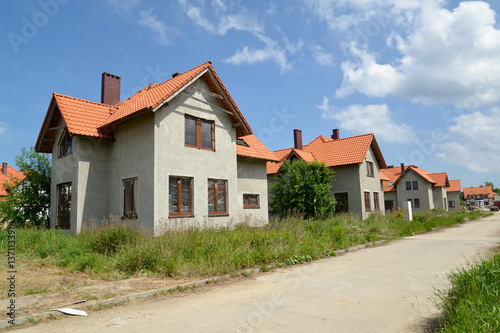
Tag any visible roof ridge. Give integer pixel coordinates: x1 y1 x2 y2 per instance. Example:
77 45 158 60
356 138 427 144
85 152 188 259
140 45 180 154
53 93 110 107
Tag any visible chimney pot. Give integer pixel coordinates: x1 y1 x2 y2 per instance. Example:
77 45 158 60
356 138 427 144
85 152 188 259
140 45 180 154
293 129 303 150
2 162 7 175
101 72 121 105
331 129 340 140
400 163 405 173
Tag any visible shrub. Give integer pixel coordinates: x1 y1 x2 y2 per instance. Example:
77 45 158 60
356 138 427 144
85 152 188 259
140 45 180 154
270 160 335 219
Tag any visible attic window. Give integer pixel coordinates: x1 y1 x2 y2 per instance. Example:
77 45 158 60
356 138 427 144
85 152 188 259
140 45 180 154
236 139 249 147
58 129 73 157
185 115 215 151
388 182 393 187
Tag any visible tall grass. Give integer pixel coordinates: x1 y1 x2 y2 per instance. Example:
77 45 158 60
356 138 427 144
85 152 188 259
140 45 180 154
434 252 500 332
0 210 490 280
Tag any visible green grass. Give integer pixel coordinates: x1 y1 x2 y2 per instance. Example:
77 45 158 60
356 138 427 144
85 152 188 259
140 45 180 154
434 251 500 332
0 210 491 280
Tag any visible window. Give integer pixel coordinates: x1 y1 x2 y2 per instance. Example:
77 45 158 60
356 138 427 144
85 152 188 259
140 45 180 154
334 192 349 213
185 115 215 151
208 179 227 215
449 200 455 208
388 182 393 188
412 181 418 190
373 192 380 210
407 198 413 208
58 129 73 157
364 191 371 211
123 178 137 219
414 198 420 208
169 177 193 216
56 183 71 229
406 181 411 191
366 161 374 177
243 194 259 208
385 200 394 213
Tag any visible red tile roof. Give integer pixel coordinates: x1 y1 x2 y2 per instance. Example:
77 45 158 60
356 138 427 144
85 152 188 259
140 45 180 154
429 172 450 187
53 94 114 139
36 62 255 153
464 186 494 199
382 165 453 192
0 166 25 197
267 133 386 175
237 134 279 162
447 180 462 193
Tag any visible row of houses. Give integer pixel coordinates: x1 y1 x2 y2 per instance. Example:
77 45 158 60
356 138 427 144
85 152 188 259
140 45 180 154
0 62 493 235
265 129 464 220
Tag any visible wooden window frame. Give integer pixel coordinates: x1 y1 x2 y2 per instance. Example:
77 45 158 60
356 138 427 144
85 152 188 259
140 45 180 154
406 181 411 191
123 178 138 219
56 182 71 229
366 161 374 177
373 192 380 211
208 179 228 216
185 115 215 151
243 194 260 209
58 129 73 157
364 191 371 212
412 181 418 190
169 177 194 217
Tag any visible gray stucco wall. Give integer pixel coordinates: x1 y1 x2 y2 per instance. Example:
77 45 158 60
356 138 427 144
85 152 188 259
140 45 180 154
236 157 269 226
358 146 385 220
447 192 461 211
432 186 447 210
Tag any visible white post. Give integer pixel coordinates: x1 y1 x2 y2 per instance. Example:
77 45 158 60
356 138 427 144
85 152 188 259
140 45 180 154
407 200 413 221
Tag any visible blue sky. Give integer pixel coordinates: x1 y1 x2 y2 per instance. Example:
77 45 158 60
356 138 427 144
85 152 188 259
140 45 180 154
1 0 500 189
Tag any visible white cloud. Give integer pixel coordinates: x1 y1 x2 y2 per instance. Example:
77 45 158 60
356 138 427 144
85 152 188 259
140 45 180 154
437 108 500 173
317 98 416 143
0 121 8 135
179 0 263 35
105 0 142 16
311 45 334 66
223 34 295 73
332 1 500 107
137 10 171 46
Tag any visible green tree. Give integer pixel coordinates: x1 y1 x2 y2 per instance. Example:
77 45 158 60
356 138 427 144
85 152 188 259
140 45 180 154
484 182 500 194
0 147 51 228
270 160 335 219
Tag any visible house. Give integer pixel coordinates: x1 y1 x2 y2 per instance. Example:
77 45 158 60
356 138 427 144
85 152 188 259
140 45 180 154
464 186 495 208
446 180 462 211
35 61 278 236
267 129 387 220
381 164 453 213
0 162 25 199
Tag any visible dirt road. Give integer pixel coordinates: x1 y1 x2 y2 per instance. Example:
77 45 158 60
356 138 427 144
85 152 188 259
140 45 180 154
14 214 500 332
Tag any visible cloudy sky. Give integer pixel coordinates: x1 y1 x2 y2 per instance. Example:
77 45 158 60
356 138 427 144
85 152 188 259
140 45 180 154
2 0 500 189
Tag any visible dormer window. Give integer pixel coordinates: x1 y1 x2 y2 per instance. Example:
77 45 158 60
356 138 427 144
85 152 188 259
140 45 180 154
59 129 73 157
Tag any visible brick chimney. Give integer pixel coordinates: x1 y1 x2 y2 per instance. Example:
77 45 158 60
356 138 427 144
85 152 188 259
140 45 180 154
331 129 339 140
2 162 7 175
101 72 121 105
293 129 303 150
400 163 405 173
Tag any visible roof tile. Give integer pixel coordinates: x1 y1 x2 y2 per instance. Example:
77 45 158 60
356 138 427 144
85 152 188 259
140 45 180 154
237 134 279 162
